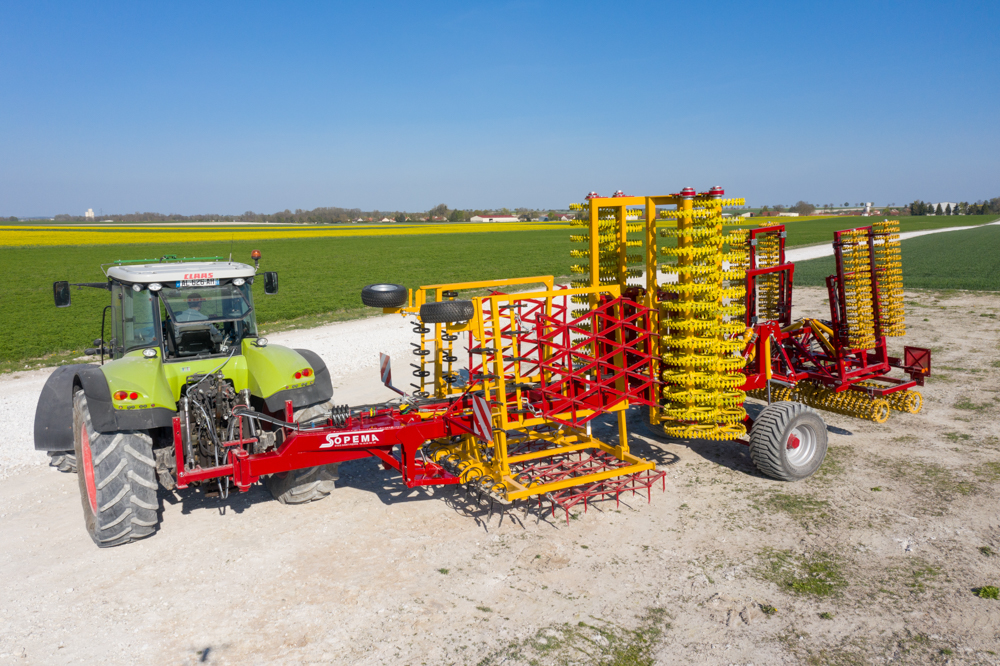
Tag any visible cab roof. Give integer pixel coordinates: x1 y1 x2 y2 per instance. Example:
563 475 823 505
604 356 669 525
106 261 255 284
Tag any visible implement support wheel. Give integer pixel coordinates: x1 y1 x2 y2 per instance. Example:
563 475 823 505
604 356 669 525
419 300 475 324
749 402 828 481
361 283 408 308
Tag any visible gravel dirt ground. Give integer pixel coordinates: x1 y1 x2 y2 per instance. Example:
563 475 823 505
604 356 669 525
1 286 999 665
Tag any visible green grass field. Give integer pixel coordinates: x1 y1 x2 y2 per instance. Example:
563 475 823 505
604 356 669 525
0 229 573 366
1 214 996 368
751 214 998 248
793 224 1000 290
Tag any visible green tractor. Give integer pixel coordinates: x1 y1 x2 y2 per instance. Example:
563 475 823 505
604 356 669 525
35 253 339 547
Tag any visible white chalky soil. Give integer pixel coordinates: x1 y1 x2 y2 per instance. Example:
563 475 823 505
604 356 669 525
0 287 998 664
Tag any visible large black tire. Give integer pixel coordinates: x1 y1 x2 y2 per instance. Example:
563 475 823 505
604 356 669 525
749 402 827 481
361 283 408 308
264 399 339 504
72 390 160 547
420 299 475 323
48 451 77 473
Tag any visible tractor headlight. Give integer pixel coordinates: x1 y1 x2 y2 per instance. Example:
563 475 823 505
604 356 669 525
132 284 141 292
233 278 245 286
148 282 162 292
255 338 268 347
143 348 157 358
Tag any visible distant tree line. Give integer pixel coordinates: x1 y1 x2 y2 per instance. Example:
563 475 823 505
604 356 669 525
907 198 1000 216
758 202 817 215
38 204 574 224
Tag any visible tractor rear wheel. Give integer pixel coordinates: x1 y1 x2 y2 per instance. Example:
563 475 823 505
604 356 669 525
749 401 827 481
264 399 339 504
72 390 160 547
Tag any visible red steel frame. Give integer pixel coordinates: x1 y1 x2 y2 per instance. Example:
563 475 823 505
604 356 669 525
740 224 930 402
171 293 662 498
508 438 666 524
173 400 468 492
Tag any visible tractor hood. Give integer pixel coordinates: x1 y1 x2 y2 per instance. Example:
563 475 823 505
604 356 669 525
241 341 333 412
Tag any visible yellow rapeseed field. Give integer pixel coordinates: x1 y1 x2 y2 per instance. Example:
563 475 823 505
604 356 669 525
745 215 838 224
0 221 571 248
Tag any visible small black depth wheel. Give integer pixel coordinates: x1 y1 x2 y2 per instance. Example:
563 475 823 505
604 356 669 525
264 399 339 504
361 283 408 308
749 402 828 481
420 300 475 324
73 390 160 547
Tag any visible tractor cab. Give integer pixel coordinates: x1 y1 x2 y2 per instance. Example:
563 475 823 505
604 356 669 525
53 255 278 363
107 262 260 361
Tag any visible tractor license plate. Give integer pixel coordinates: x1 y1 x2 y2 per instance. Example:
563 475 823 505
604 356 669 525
179 278 219 287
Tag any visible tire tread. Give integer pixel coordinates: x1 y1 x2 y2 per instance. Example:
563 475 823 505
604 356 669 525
749 401 827 481
73 391 161 547
264 399 340 504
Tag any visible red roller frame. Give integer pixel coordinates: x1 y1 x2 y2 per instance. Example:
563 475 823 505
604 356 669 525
739 224 931 400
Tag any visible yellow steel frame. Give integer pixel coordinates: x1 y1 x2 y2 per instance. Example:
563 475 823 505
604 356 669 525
383 276 655 502
574 192 746 431
579 194 684 428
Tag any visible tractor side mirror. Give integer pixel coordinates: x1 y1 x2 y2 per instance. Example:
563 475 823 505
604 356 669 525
263 271 279 295
53 281 71 307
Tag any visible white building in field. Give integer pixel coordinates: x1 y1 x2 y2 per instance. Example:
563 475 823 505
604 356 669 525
926 202 958 214
85 208 95 219
469 215 520 223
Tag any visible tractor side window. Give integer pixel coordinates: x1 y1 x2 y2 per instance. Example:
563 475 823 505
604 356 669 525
235 282 258 337
122 288 157 353
111 283 124 358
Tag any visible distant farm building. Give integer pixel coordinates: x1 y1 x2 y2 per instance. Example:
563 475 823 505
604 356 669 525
85 208 95 219
470 215 520 223
927 202 958 214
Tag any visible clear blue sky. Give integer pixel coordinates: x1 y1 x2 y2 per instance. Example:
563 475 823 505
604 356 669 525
1 1 997 216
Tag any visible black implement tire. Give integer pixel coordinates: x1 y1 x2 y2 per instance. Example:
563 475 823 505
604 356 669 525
749 402 827 481
361 283 408 308
264 399 339 504
49 451 77 473
420 299 475 324
72 390 160 547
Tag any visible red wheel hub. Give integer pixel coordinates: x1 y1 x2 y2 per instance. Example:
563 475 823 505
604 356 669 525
81 424 97 514
786 433 801 450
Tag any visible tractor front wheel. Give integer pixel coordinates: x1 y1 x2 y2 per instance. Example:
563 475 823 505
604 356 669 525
749 402 828 481
48 451 77 473
73 390 160 547
264 399 339 504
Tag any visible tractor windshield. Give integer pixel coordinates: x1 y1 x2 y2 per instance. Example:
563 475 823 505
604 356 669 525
160 282 257 358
